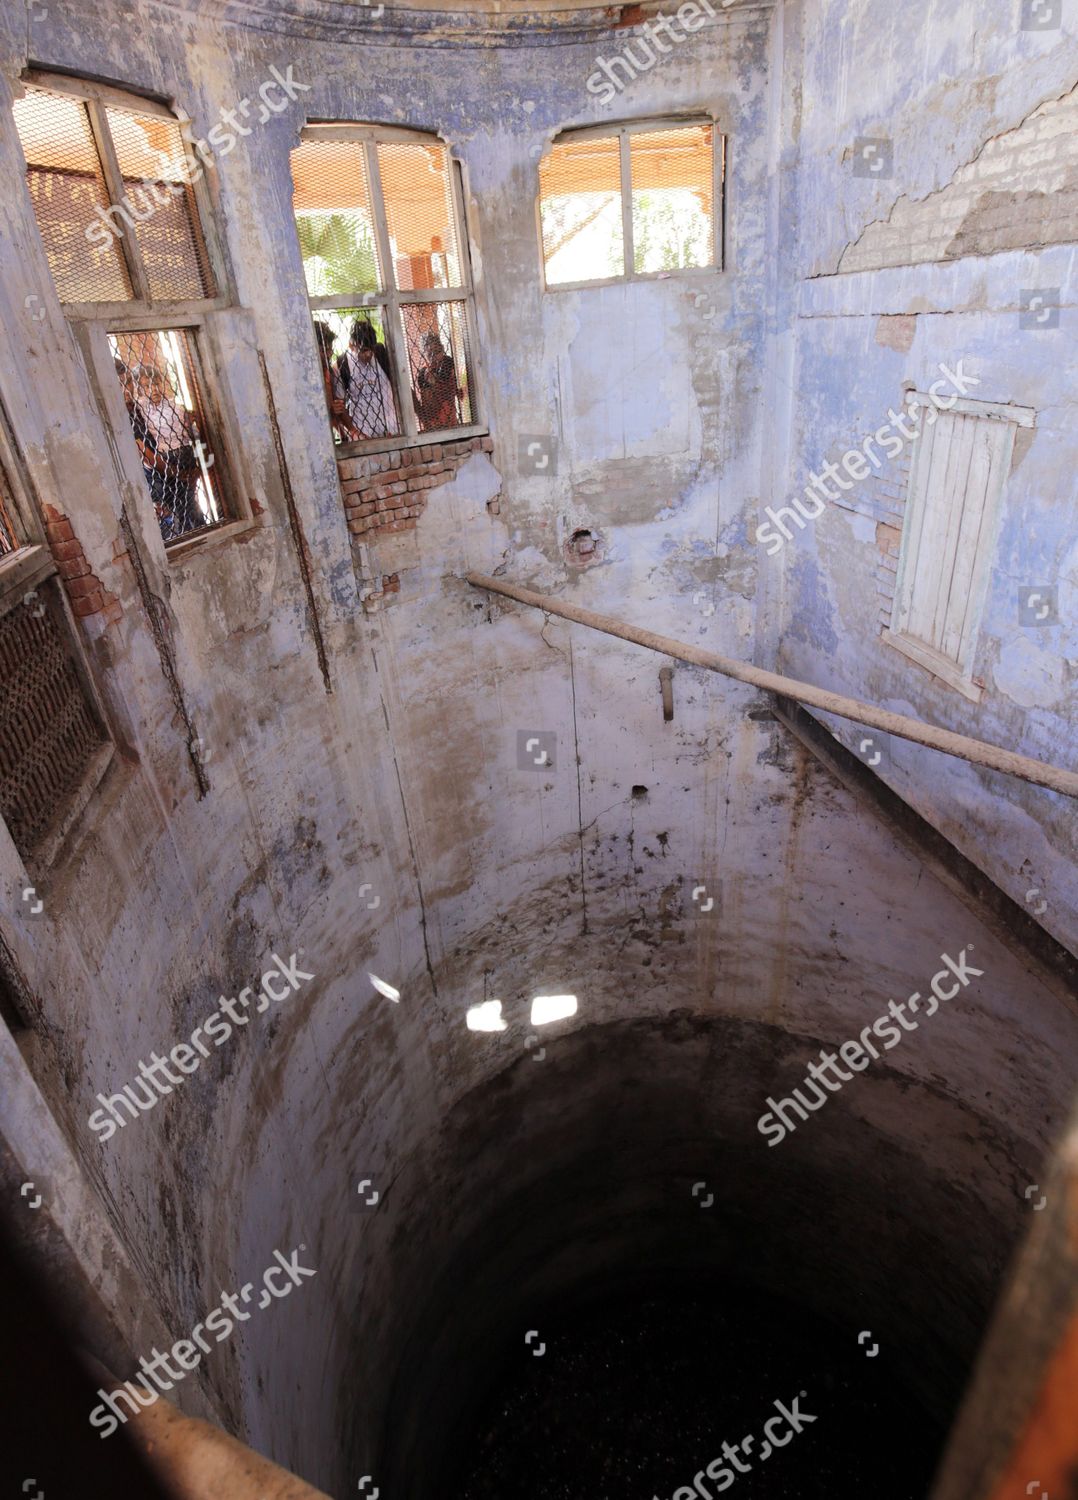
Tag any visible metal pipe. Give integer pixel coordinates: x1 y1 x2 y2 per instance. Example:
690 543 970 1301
466 572 1078 801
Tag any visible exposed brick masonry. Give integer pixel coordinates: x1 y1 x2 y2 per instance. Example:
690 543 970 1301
338 435 494 540
43 504 122 625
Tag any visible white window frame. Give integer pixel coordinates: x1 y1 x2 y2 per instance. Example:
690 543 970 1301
537 115 726 293
296 122 486 458
884 394 1035 702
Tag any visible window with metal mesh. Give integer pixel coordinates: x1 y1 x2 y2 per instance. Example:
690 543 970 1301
13 87 133 303
0 579 107 859
291 127 480 449
312 310 400 442
0 464 19 559
630 124 714 274
377 139 462 290
291 137 383 298
400 302 474 432
108 329 228 544
12 81 217 307
539 134 624 286
103 106 215 300
539 122 721 287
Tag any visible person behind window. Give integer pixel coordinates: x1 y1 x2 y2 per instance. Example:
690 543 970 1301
338 319 399 439
128 363 201 541
414 332 459 431
313 321 359 444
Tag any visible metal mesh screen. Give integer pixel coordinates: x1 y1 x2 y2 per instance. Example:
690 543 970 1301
109 329 227 543
539 134 624 286
13 87 133 303
630 125 714 274
314 310 400 442
377 139 462 290
400 301 474 432
291 138 382 297
0 581 105 858
104 106 215 300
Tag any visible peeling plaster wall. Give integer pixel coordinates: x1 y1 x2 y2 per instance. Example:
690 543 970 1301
771 0 1078 952
0 1 1074 1496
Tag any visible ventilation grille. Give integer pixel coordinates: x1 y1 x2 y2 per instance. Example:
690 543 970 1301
400 300 474 431
291 136 382 298
538 134 624 286
0 582 106 858
13 87 133 303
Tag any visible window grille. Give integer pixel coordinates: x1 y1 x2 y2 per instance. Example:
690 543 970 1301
108 329 228 544
538 120 723 288
0 580 107 858
291 125 482 452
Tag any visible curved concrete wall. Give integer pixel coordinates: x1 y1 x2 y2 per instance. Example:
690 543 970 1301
0 1 1074 1496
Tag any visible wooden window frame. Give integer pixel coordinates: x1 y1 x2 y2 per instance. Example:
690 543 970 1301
17 71 251 556
884 394 1036 703
77 313 254 559
537 115 726 293
296 122 487 459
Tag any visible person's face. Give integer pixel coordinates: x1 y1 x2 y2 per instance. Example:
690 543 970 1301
139 370 167 405
355 342 374 364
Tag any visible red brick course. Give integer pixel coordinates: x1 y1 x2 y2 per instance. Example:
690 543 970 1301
338 435 493 541
42 503 121 626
